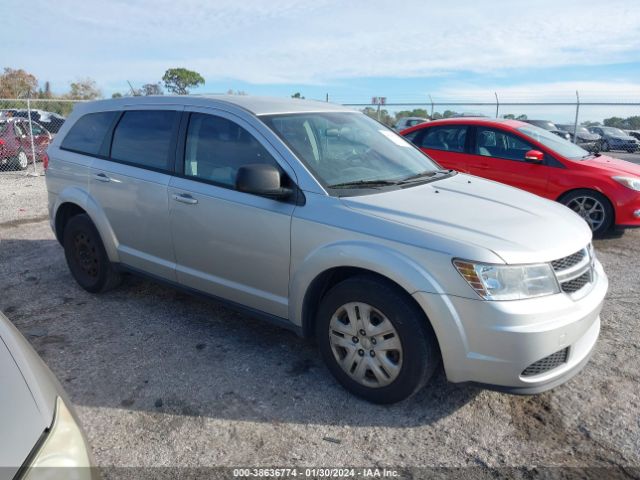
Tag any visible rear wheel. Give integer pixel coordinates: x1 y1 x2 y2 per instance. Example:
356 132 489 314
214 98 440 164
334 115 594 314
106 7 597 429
316 275 439 404
559 189 613 237
13 150 29 171
63 214 121 293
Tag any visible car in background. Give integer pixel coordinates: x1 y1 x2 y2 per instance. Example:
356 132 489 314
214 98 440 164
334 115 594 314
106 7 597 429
13 109 66 134
522 119 571 141
557 124 601 152
0 311 95 478
393 116 429 131
401 117 640 236
0 118 52 170
624 130 640 143
588 126 638 153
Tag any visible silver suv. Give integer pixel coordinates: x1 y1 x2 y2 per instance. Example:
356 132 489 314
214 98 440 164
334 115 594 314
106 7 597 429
46 96 608 404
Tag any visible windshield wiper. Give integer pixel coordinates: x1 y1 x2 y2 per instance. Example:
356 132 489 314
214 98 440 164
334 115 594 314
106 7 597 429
327 179 399 189
399 169 454 184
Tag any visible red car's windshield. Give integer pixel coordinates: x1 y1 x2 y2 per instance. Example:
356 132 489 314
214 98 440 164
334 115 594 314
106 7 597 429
517 124 590 160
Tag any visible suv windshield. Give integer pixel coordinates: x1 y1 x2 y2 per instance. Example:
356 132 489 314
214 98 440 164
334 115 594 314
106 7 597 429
517 124 590 160
262 112 443 192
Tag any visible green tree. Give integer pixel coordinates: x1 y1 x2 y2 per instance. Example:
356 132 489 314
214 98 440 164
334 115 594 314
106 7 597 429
141 82 163 96
395 109 429 121
162 68 205 95
291 92 305 99
0 67 38 98
67 78 101 100
581 120 601 127
112 92 123 98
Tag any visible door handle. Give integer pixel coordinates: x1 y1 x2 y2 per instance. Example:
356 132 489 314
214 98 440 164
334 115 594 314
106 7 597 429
172 193 198 205
94 172 111 182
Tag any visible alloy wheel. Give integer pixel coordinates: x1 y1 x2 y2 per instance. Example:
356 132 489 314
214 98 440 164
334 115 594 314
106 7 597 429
17 151 28 169
328 302 403 388
566 195 606 232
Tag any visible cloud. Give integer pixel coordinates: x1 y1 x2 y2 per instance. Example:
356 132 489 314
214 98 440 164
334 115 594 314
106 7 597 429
5 0 640 89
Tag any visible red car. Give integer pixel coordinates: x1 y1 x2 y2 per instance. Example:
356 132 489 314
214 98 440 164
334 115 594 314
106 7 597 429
401 118 640 236
0 118 51 170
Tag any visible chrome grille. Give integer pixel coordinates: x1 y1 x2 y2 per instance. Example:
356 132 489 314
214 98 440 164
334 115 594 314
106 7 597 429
551 246 594 295
551 250 585 271
522 348 569 377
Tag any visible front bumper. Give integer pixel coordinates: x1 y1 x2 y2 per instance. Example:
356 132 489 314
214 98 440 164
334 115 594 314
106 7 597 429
413 259 607 392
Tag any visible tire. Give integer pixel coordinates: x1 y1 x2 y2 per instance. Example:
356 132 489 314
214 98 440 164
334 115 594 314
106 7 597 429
559 189 614 237
63 214 121 293
315 275 439 404
13 150 29 171
600 140 610 152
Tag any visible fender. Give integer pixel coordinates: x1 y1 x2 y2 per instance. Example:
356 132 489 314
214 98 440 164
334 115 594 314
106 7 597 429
288 240 445 328
53 186 120 262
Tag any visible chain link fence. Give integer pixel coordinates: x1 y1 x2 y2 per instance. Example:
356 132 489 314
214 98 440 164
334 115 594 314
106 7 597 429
0 98 80 175
341 95 640 155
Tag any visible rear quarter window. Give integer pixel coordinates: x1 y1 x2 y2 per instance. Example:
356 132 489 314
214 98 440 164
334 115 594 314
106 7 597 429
61 111 118 155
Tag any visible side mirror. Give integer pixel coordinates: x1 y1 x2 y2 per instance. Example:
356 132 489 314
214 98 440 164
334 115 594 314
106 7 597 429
236 164 292 199
524 150 544 163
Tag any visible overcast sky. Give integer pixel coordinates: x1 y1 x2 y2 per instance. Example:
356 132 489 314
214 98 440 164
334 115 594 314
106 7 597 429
4 0 640 120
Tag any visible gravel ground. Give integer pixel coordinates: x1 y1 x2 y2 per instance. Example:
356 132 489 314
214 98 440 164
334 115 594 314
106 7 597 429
0 174 639 478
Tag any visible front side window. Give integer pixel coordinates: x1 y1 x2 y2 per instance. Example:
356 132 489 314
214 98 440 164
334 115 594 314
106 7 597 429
184 113 279 188
111 110 178 170
475 128 534 161
420 126 467 152
61 111 118 155
262 112 442 191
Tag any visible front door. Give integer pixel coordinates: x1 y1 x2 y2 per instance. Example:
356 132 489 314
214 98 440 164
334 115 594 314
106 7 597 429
168 110 296 318
470 126 550 196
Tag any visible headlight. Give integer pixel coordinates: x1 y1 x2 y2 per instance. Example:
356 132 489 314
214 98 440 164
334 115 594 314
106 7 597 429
23 397 94 479
612 176 640 191
453 259 559 301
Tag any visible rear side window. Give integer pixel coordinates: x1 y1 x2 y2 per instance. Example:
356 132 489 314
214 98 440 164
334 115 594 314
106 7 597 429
420 126 467 152
111 110 178 170
61 111 117 155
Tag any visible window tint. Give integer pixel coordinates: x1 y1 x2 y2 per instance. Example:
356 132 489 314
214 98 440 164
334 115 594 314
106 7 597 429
111 110 178 170
184 113 278 188
420 126 467 152
61 111 118 155
476 128 534 161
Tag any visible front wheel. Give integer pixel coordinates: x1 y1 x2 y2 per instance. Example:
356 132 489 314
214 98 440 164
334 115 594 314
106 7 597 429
559 189 614 237
316 275 439 404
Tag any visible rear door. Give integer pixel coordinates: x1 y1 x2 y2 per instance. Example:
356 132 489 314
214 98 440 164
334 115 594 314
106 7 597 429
89 106 182 280
470 126 550 195
168 109 296 318
411 125 478 173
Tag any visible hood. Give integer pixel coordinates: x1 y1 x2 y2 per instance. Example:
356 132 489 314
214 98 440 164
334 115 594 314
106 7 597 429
582 154 640 176
0 339 48 474
0 313 59 474
341 173 591 264
576 132 600 141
